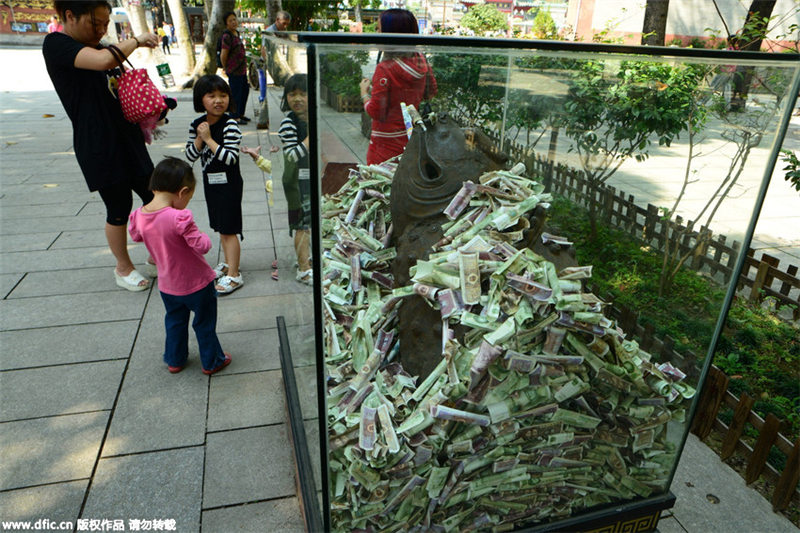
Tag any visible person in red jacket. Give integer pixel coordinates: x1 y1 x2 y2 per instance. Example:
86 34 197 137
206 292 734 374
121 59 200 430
359 9 437 165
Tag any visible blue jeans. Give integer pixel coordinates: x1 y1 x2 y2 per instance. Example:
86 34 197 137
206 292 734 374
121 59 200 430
228 74 249 119
160 282 225 371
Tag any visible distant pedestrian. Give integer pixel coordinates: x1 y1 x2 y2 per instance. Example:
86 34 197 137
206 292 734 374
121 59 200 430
359 8 437 165
169 22 176 44
47 15 63 33
43 0 160 291
185 75 245 295
266 10 291 33
158 22 170 54
128 157 232 375
277 74 312 286
220 11 250 124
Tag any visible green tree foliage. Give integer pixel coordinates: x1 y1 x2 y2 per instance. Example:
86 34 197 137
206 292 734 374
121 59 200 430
563 61 705 234
781 149 800 192
460 3 508 35
319 51 368 98
531 8 557 39
429 53 507 127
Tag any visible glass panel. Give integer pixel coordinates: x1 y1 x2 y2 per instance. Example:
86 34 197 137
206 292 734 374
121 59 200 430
260 32 324 524
313 38 799 531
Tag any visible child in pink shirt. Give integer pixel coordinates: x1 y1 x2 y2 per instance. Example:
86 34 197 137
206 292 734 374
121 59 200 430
129 157 231 375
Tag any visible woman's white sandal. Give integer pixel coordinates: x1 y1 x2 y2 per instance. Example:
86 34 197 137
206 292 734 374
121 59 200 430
216 274 243 294
115 269 149 292
213 262 229 280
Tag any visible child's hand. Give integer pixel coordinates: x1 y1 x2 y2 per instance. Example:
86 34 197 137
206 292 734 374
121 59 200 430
196 122 211 143
269 145 280 153
241 145 262 161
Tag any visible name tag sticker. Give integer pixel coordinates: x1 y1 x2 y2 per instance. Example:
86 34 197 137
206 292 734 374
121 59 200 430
207 172 228 185
299 168 310 181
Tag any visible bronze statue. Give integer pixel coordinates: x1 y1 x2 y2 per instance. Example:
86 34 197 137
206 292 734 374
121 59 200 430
389 112 575 379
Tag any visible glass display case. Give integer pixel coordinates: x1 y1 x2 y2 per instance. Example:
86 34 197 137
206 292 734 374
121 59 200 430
274 32 800 532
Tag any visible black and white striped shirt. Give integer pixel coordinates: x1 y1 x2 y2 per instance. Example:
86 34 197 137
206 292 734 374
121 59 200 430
278 113 309 165
185 115 241 170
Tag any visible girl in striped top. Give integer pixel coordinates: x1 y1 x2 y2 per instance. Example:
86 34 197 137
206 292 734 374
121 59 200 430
186 75 245 294
277 74 312 286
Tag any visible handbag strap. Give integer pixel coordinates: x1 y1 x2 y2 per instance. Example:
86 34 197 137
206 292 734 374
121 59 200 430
107 44 134 72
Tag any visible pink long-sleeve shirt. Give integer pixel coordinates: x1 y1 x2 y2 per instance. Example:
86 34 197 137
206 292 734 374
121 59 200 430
129 206 217 296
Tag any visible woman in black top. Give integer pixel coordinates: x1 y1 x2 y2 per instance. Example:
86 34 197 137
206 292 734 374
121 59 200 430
42 1 159 291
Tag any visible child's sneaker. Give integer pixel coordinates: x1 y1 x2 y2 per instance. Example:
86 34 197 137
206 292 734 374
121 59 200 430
167 364 184 374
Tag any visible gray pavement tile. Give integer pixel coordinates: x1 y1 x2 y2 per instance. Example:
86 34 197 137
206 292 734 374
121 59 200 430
0 215 102 235
0 480 87 524
216 293 314 332
207 370 286 432
0 411 108 491
670 434 797 533
0 232 58 252
10 266 156 298
203 425 296 508
0 181 93 199
84 447 204 531
201 497 305 533
214 266 308 300
0 290 149 331
0 247 115 274
215 328 279 373
101 332 208 457
0 360 125 422
48 230 111 250
0 202 86 219
0 272 22 298
656 515 688 533
0 190 97 207
0 321 138 370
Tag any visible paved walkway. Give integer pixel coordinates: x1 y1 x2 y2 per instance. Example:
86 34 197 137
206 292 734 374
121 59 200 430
0 45 797 533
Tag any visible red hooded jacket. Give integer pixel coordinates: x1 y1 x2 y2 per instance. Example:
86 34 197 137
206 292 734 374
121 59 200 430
364 53 437 165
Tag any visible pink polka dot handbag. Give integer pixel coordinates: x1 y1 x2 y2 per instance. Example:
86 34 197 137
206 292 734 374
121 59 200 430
107 44 166 124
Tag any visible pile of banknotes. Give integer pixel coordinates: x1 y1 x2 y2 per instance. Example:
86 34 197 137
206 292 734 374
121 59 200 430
320 161 695 532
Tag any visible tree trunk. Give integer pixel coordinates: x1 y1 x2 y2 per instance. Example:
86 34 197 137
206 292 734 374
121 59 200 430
730 0 777 110
266 40 294 86
267 0 282 24
641 0 669 46
355 2 362 23
121 0 153 60
184 0 235 88
204 0 213 22
166 0 195 74
123 0 151 34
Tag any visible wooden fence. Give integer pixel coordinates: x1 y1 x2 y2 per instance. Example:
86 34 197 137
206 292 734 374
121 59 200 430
691 366 800 511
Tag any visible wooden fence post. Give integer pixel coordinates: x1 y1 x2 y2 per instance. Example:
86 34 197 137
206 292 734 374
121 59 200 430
691 366 730 440
745 413 782 484
720 393 755 461
750 261 771 304
772 438 800 511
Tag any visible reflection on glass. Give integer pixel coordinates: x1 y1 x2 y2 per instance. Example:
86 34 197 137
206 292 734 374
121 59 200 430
316 41 798 531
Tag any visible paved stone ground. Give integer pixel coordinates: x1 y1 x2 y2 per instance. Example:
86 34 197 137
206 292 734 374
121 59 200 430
0 45 797 533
